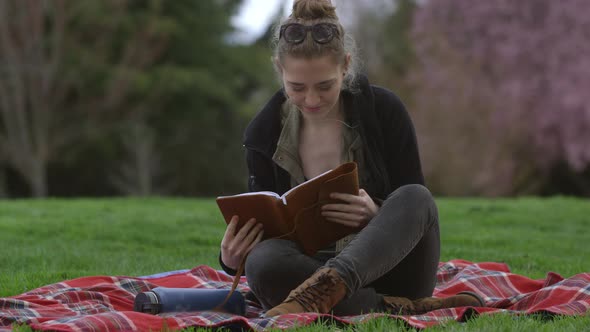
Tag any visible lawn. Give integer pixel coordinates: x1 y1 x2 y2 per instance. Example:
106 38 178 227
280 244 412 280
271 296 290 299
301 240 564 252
1 197 589 330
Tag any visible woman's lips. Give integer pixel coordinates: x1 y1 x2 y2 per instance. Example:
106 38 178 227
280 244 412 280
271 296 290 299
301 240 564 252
304 106 322 112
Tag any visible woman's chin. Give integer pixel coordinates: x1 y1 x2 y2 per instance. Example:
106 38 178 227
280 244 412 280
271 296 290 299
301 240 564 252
302 105 322 113
297 103 340 120
301 109 330 120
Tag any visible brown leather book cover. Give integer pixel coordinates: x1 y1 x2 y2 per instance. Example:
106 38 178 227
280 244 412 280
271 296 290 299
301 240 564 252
216 162 362 255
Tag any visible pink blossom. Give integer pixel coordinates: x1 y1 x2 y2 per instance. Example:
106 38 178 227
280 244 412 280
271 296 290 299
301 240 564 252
412 0 590 192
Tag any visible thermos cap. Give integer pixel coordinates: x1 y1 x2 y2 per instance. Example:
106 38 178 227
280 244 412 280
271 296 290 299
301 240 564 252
133 291 162 314
133 287 246 316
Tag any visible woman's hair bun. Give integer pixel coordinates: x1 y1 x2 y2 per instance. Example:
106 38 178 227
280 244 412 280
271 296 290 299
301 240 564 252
291 0 338 21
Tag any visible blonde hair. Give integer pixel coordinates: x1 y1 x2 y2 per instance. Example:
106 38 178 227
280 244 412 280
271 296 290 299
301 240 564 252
271 0 361 92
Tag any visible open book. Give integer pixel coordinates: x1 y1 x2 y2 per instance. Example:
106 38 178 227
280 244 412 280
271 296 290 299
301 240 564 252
216 162 361 255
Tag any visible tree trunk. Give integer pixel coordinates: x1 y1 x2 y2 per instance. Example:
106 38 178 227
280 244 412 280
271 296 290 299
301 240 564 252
0 168 7 198
30 161 48 198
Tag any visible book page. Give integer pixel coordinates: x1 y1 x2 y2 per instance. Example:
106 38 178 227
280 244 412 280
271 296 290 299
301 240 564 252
218 191 281 199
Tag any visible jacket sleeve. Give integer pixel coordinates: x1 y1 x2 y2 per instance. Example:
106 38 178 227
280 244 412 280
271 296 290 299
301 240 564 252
246 148 277 193
383 93 425 190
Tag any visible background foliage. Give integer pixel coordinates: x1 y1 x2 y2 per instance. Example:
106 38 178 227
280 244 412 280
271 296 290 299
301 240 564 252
0 0 588 198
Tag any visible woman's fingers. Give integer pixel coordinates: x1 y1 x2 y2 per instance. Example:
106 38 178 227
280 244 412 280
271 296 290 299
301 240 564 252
233 218 257 242
329 192 363 204
220 216 242 270
325 217 362 228
322 189 378 228
221 217 262 269
359 189 370 197
326 190 379 219
322 210 364 222
245 228 264 254
322 203 365 215
239 223 264 251
221 215 239 250
223 215 239 237
322 201 371 219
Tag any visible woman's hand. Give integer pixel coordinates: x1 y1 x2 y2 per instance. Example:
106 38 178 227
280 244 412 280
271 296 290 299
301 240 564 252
321 189 379 228
220 216 264 270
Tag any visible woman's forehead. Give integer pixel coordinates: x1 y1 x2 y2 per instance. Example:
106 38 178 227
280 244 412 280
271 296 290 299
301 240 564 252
281 56 342 80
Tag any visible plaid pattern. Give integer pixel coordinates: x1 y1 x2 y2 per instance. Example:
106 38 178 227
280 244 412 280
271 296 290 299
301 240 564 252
1 260 588 331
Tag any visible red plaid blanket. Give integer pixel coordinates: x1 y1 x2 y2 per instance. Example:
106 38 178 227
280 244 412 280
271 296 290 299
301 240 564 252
1 260 588 331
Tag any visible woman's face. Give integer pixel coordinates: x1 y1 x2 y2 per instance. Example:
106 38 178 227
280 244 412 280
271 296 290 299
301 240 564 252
280 55 348 120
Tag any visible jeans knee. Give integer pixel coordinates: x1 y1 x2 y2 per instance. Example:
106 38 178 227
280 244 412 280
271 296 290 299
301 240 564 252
387 184 433 206
385 184 438 226
245 239 294 287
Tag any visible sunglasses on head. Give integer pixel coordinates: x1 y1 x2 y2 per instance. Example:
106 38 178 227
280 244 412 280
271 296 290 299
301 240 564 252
279 23 340 44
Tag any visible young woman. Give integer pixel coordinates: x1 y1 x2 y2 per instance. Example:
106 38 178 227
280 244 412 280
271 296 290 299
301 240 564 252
219 0 484 316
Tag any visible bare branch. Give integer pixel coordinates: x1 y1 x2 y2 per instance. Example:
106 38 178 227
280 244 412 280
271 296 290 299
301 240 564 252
0 3 23 163
0 1 33 159
0 132 7 155
0 74 16 147
21 0 48 162
103 7 168 112
46 0 65 96
0 0 59 196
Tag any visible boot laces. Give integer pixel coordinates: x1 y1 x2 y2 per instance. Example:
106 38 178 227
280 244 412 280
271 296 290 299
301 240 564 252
384 301 415 315
289 272 338 312
384 297 434 316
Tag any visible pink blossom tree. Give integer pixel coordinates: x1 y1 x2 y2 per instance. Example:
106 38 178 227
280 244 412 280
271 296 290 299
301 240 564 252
411 0 590 195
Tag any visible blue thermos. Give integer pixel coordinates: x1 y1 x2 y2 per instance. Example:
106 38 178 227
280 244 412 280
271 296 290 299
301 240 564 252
133 287 246 315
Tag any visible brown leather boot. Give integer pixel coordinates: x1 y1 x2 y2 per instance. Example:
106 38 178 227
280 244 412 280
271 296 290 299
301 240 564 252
383 291 485 315
264 268 348 317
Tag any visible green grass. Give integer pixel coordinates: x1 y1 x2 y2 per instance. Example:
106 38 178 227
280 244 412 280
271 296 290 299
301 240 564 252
1 197 589 331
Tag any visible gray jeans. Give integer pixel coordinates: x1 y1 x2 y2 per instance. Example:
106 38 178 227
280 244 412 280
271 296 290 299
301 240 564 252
245 184 440 315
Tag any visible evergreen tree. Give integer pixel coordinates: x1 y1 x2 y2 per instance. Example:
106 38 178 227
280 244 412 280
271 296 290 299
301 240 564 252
1 0 275 197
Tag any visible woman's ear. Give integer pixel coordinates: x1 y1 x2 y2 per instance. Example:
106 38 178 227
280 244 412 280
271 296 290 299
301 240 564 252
343 53 351 73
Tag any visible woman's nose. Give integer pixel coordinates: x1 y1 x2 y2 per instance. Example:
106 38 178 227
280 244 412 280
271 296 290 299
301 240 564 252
305 91 320 106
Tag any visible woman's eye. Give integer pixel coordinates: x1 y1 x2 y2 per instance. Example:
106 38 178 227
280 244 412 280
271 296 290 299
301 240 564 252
318 85 332 91
291 86 305 92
